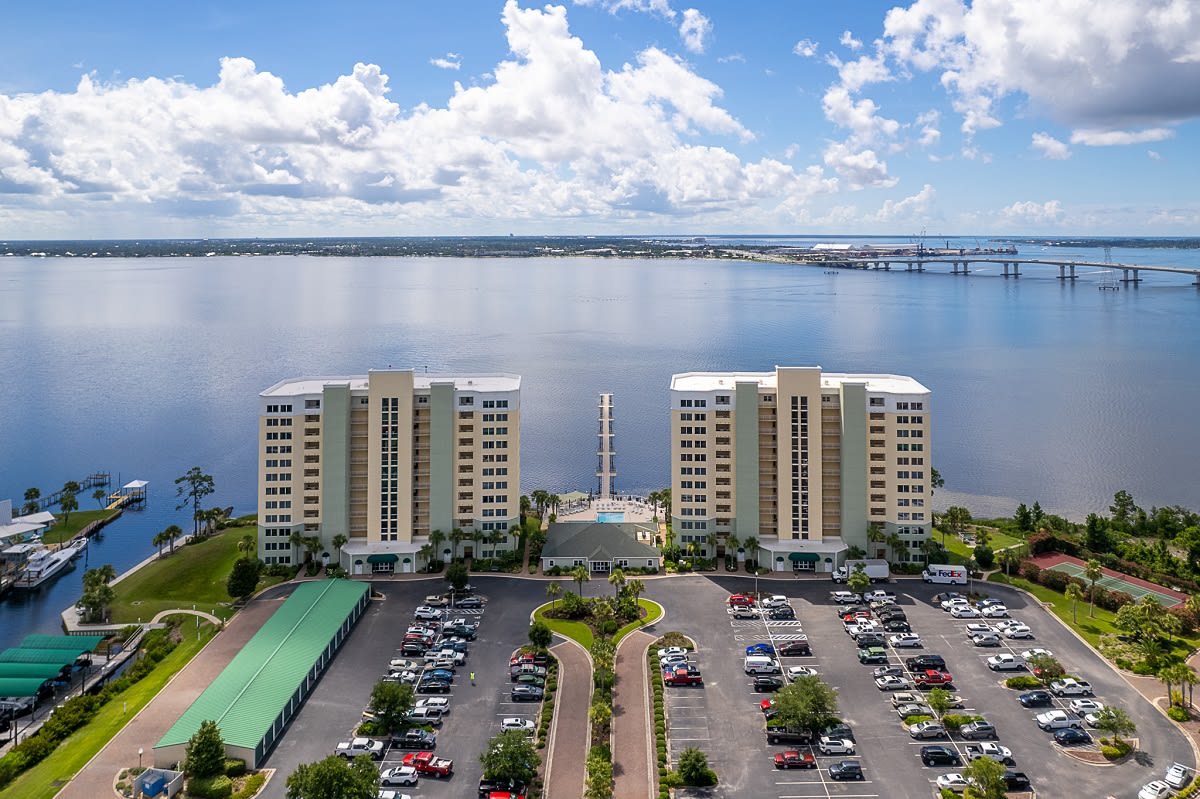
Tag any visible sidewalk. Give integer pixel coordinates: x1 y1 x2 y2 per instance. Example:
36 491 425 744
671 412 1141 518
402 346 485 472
612 630 656 799
545 639 591 799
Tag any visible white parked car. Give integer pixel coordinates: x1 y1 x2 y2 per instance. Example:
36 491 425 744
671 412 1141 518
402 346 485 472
875 675 914 691
389 658 419 672
657 646 688 659
950 605 980 618
889 633 922 648
980 604 1009 618
659 653 689 667
1139 781 1174 799
936 773 969 793
762 595 790 608
379 766 419 787
891 691 926 707
1021 648 1053 660
895 702 933 717
987 653 1025 671
941 598 970 611
993 619 1021 631
415 697 450 713
413 606 443 620
1070 698 1105 714
1003 624 1034 639
788 666 819 679
831 591 861 604
501 717 536 733
964 623 996 636
817 736 856 755
1165 763 1193 790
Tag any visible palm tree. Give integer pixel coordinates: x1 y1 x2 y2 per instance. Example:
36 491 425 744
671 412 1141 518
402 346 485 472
449 528 466 561
332 533 348 566
648 491 662 522
520 495 531 521
164 524 183 554
627 578 645 604
608 568 626 597
1085 559 1103 618
531 490 550 517
571 564 590 596
22 487 41 516
663 526 677 554
885 532 905 564
1160 663 1191 707
92 488 107 509
726 531 740 554
237 534 255 555
705 531 719 558
866 526 885 559
546 581 562 610
547 494 560 517
1181 666 1199 708
1065 582 1084 623
658 488 672 519
290 530 305 563
418 543 434 569
152 530 169 558
59 490 78 525
303 536 322 564
743 535 759 570
471 528 485 557
429 529 447 563
920 538 940 566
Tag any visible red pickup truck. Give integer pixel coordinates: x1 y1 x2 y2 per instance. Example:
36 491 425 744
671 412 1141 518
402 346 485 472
663 666 703 686
914 669 954 688
402 750 454 777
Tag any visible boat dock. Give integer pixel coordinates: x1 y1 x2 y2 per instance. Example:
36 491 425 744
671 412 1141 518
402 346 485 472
105 480 148 511
32 473 112 512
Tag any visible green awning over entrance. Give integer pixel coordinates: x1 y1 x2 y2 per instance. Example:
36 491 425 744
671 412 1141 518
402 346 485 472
790 552 820 562
366 554 398 564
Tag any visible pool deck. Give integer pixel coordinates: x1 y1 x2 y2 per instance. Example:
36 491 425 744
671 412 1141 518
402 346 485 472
555 498 657 524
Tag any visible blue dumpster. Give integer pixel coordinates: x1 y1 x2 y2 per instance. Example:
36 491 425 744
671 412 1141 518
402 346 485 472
142 773 166 797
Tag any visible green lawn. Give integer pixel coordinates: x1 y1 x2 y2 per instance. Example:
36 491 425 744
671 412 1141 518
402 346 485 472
935 526 1025 565
534 602 594 650
988 573 1200 659
615 600 664 644
0 623 218 799
40 510 117 545
108 525 276 623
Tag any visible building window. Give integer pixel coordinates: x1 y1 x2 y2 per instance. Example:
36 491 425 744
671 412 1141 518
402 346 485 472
715 395 730 405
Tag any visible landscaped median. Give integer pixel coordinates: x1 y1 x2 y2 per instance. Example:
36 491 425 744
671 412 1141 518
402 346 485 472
532 598 663 650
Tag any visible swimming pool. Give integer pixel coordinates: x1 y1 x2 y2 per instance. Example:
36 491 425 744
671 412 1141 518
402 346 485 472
596 512 626 523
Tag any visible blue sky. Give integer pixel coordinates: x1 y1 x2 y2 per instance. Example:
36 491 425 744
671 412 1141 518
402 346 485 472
0 0 1197 237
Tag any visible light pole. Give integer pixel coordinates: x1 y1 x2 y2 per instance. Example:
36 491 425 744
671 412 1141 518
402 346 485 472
138 747 143 770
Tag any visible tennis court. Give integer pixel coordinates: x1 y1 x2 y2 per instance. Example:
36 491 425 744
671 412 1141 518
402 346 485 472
1046 561 1182 606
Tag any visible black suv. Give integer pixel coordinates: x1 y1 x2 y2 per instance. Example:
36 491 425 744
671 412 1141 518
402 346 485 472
855 633 886 648
777 640 812 657
392 729 437 749
828 761 863 781
920 745 962 766
905 654 947 671
768 606 796 620
823 723 855 743
479 777 526 797
878 608 907 622
753 675 785 692
883 620 912 633
1018 690 1053 708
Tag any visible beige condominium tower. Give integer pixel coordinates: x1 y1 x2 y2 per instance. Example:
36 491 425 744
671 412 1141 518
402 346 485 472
669 366 931 573
256 369 521 574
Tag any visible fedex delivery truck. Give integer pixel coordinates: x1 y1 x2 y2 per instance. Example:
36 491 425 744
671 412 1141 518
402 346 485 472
922 564 968 585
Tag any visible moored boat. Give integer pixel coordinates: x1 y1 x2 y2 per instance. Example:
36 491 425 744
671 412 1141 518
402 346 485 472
12 538 87 590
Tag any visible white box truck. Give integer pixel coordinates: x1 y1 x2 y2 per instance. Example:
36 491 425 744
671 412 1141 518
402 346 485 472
831 559 890 583
922 564 968 585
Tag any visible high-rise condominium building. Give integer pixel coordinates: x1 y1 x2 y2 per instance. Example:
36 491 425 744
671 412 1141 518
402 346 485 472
257 369 521 574
669 366 931 572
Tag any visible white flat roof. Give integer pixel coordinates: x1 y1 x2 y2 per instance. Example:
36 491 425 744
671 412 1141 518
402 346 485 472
262 372 521 397
15 511 55 525
123 480 150 489
670 369 929 395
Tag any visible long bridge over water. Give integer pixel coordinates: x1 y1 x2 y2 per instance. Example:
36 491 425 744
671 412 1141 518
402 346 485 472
810 255 1200 286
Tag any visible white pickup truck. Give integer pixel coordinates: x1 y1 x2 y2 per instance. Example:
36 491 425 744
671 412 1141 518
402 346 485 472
1050 678 1094 697
334 737 384 760
965 742 1015 765
986 653 1025 671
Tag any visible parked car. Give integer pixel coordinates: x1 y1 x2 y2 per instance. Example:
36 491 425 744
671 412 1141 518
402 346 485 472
787 666 819 679
830 591 861 604
964 623 996 636
753 675 784 692
657 646 688 659
896 702 933 718
875 675 913 691
501 717 536 733
959 721 998 740
908 720 947 739
745 643 777 657
773 750 817 769
980 604 1009 618
1054 727 1092 746
1018 691 1053 708
1139 781 1174 799
393 728 438 749
414 606 444 620
1069 699 1105 714
889 634 922 648
767 606 796 620
857 646 888 664
510 685 544 702
950 605 981 619
936 773 969 793
1003 771 1031 791
1050 679 1093 697
883 620 913 633
1021 648 1054 660
828 761 864 781
921 745 962 767
987 653 1025 671
379 766 419 787
1003 624 1034 639
415 697 450 714
817 736 856 755
823 723 856 742
454 595 484 608
762 594 790 608
777 640 812 657
1036 709 1083 730
873 665 905 679
1166 763 1194 790
906 655 947 671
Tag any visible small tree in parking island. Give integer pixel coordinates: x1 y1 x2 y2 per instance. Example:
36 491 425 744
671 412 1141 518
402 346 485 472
286 755 378 799
1091 706 1136 743
677 747 717 786
927 687 952 716
367 680 415 734
772 674 839 736
445 561 469 592
480 730 539 786
184 720 227 778
847 563 871 595
1027 653 1064 685
528 620 553 650
962 755 1007 799
227 557 263 601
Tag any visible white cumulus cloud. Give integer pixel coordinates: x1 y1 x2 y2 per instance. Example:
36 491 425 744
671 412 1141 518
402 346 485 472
823 142 898 190
679 9 712 54
0 0 837 235
1001 199 1064 225
430 53 462 70
840 30 863 51
1070 128 1174 146
793 39 819 58
870 183 935 221
1031 132 1070 159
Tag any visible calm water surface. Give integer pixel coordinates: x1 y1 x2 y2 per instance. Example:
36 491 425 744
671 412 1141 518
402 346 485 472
1 247 1198 647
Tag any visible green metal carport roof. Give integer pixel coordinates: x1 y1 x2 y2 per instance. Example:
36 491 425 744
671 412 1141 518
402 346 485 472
156 580 368 751
0 677 52 698
0 662 66 680
20 634 104 651
0 648 84 666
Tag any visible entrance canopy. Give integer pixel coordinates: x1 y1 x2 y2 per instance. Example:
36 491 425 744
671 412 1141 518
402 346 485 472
366 553 398 564
790 552 820 563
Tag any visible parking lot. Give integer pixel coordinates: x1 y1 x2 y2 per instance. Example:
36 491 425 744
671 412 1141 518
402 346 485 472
646 574 1195 799
257 576 547 799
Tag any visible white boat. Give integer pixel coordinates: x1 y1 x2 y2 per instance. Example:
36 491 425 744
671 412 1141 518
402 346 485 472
13 538 87 590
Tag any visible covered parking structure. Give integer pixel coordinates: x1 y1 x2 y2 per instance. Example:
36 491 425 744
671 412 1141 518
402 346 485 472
0 635 102 713
154 580 370 769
